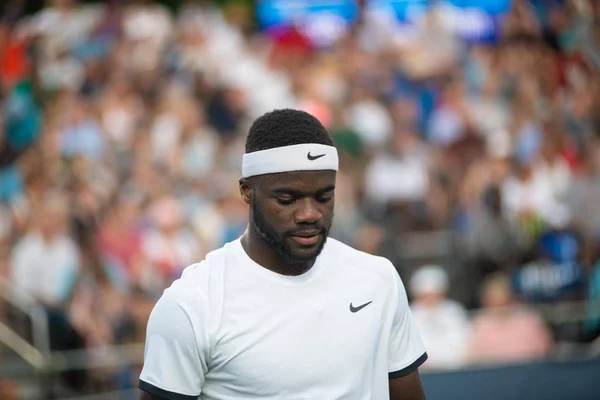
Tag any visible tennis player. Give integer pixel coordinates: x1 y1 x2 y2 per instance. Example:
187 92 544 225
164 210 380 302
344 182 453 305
139 109 428 400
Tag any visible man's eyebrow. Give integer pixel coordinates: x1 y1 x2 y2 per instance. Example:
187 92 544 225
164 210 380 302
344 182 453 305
271 185 335 196
271 188 301 196
316 185 336 195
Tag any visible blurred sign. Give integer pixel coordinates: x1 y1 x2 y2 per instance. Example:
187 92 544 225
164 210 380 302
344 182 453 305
365 0 430 25
363 0 430 45
438 0 513 43
256 0 513 46
256 0 360 47
443 0 512 16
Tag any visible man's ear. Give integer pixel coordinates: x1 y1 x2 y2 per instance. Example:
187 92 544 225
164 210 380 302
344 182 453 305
239 178 252 205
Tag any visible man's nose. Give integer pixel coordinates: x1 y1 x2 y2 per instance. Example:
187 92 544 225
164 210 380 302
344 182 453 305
294 198 323 224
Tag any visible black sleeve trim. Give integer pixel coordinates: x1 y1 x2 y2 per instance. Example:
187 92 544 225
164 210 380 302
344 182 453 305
138 380 199 400
388 352 428 379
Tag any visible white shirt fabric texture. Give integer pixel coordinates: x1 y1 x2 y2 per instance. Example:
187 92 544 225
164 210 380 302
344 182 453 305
139 237 427 400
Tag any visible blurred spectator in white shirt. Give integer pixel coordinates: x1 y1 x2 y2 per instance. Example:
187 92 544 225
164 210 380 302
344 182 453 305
365 126 430 207
427 80 470 147
10 191 81 308
501 160 566 226
567 143 600 239
140 195 200 293
100 75 143 150
58 99 105 161
410 265 470 370
122 0 173 72
348 90 393 149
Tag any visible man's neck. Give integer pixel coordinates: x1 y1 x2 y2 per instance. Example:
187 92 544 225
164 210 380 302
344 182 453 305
241 231 314 276
39 231 58 245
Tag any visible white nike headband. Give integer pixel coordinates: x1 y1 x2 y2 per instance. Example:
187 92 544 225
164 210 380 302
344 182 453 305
241 143 339 178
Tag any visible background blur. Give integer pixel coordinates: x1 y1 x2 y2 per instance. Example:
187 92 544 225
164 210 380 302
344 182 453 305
0 0 599 399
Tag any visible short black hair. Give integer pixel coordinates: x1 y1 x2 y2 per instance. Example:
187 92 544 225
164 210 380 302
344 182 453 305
245 109 334 153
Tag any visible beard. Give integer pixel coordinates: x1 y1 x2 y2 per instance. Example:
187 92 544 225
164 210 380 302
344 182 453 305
251 196 331 265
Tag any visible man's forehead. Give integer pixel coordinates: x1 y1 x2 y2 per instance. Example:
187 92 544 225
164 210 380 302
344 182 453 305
258 170 336 189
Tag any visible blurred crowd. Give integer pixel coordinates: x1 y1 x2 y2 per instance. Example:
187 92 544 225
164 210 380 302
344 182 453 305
0 0 600 395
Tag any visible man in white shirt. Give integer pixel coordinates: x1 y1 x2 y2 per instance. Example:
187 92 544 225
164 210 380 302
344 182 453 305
409 265 469 370
139 109 428 400
10 192 80 308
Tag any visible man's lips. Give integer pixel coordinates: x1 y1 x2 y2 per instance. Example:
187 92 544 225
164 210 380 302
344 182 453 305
290 230 322 237
289 230 323 246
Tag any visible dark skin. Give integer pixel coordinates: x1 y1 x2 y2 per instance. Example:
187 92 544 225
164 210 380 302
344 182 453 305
239 170 336 276
389 370 428 400
140 169 426 400
140 394 162 400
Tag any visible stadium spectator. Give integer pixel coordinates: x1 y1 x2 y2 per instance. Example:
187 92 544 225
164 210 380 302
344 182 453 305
467 273 553 364
140 195 201 293
0 0 598 395
9 191 80 308
410 265 470 370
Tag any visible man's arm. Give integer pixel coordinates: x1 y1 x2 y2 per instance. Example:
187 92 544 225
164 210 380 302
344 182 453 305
140 391 197 400
138 281 208 400
389 370 427 400
385 261 428 400
141 392 167 400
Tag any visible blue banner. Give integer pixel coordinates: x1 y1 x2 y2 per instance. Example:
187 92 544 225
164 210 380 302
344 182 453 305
443 0 512 16
364 0 512 43
256 0 360 47
256 0 513 45
366 0 430 24
256 0 359 28
438 0 512 43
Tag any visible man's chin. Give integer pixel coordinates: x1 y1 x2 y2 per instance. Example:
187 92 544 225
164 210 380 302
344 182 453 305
283 235 327 263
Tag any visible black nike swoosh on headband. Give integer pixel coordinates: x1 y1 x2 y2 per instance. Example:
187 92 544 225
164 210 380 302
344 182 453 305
307 152 326 160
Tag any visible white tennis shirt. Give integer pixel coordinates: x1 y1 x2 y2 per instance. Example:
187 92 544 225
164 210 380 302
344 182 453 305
139 237 427 400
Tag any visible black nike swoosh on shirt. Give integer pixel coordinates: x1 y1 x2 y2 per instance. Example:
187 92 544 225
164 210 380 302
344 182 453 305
349 301 372 313
307 152 326 160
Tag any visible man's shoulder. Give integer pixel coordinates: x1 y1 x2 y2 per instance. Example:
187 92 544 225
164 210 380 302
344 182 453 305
162 240 237 301
324 238 398 282
180 239 237 276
